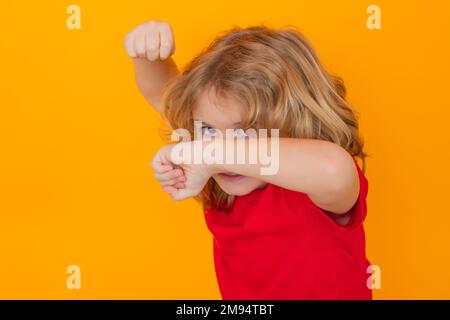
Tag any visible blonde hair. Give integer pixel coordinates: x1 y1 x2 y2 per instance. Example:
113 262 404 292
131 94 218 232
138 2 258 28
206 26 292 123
161 24 367 211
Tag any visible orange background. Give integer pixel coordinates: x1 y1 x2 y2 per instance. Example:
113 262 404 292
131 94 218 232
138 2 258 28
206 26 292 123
1 0 449 299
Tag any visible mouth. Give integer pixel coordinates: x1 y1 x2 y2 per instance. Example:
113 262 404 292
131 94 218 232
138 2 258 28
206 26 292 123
217 172 246 182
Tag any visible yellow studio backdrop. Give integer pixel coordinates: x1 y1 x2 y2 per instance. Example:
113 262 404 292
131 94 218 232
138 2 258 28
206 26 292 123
0 0 449 299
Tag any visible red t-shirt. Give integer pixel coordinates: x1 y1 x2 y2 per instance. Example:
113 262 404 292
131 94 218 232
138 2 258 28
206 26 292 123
204 160 371 300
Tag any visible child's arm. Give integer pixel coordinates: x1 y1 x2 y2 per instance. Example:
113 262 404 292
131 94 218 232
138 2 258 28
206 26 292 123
124 20 179 113
213 138 360 214
152 138 360 215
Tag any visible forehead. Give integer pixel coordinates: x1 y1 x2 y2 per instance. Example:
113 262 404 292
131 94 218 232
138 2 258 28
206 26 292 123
193 88 244 129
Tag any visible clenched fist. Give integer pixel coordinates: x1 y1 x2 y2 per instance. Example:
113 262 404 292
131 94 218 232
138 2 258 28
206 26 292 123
124 20 176 61
151 142 218 201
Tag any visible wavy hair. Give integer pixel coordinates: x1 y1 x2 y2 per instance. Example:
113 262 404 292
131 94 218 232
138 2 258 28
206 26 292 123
160 24 367 210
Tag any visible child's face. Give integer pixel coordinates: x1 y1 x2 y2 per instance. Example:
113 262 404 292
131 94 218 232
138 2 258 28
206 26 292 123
193 89 266 196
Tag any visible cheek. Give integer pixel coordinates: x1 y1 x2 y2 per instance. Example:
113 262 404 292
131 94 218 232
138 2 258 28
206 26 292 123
212 175 265 195
243 177 265 188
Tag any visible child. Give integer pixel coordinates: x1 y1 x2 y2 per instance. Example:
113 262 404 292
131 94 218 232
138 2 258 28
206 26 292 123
125 20 371 299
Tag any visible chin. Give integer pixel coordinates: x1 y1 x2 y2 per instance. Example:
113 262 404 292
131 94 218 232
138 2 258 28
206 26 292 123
212 174 264 196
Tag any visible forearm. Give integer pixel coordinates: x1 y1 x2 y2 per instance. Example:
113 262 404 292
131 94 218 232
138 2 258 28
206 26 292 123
133 57 179 112
211 137 359 212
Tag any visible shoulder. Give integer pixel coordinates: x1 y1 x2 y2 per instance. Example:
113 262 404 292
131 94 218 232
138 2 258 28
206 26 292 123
271 159 369 230
309 159 369 230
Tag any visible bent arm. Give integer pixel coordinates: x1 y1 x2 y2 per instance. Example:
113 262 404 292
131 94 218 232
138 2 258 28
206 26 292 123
133 57 179 113
211 137 360 214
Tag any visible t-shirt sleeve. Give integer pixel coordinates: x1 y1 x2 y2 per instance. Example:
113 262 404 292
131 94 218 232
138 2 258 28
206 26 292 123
341 159 368 231
310 159 369 232
282 158 369 232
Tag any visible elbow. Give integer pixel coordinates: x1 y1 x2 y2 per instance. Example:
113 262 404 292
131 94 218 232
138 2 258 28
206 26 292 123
321 144 359 201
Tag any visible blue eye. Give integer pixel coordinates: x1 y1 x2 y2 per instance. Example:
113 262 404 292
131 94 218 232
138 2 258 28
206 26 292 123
234 128 249 138
201 127 249 138
202 126 218 137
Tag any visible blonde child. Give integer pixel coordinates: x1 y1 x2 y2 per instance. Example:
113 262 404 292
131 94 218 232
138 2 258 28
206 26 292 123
124 20 371 299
